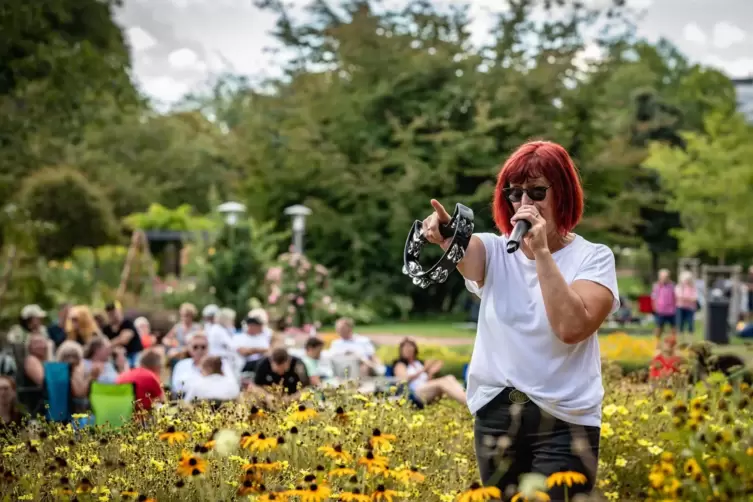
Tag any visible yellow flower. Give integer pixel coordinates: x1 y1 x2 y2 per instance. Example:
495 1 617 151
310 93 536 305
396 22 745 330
318 444 352 462
615 456 627 468
158 426 189 445
370 429 397 449
546 471 587 488
457 483 502 502
290 404 318 422
511 492 550 502
176 451 207 477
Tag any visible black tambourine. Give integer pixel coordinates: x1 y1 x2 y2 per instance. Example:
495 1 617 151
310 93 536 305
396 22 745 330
402 203 475 289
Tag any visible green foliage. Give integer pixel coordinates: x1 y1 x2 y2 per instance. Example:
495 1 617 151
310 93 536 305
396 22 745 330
124 204 218 232
263 252 375 330
37 245 142 306
644 111 753 264
18 167 119 259
186 217 289 318
0 205 52 328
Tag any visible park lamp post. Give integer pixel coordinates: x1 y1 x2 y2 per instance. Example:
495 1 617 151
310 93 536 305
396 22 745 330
217 201 246 247
284 204 312 254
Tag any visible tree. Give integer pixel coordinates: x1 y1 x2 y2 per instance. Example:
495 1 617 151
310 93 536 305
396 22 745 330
643 111 753 264
238 0 645 315
19 167 120 258
0 0 141 202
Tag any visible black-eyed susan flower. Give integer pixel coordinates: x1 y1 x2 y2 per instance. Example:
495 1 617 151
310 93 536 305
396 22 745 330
371 484 399 501
457 483 501 502
121 488 139 499
76 478 94 493
258 493 289 502
335 406 349 423
290 404 318 422
250 405 267 420
319 444 352 463
510 491 550 502
243 457 284 472
159 425 189 445
298 482 330 502
394 466 425 484
329 465 357 478
339 489 370 502
176 451 207 477
357 451 388 473
369 429 396 449
546 471 587 489
237 479 266 496
242 432 279 453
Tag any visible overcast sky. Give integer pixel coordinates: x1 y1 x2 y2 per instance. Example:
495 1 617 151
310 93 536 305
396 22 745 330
114 0 753 108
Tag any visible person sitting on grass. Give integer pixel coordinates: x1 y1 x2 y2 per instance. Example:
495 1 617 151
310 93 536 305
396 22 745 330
182 356 240 405
649 334 682 382
392 338 467 405
248 348 310 409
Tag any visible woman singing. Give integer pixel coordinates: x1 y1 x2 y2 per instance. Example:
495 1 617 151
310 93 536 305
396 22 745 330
423 141 618 501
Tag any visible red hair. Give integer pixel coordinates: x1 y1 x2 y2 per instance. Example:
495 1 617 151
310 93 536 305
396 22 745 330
492 141 584 236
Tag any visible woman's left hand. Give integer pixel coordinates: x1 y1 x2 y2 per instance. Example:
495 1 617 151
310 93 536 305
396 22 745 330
511 205 548 254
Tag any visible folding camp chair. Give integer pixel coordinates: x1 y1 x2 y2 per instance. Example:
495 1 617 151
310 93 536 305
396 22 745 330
90 382 135 428
44 362 70 422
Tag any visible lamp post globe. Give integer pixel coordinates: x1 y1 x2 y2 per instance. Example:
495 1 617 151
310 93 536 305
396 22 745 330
284 204 312 253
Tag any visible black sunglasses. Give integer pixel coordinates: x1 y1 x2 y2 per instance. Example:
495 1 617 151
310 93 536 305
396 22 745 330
503 185 551 203
191 344 207 350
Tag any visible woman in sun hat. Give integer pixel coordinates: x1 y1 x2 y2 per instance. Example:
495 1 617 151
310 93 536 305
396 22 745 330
6 305 49 345
422 140 619 501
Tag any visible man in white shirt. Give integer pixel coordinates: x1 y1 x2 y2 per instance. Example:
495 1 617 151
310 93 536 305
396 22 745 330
182 356 240 404
300 337 334 386
328 317 384 377
232 315 272 373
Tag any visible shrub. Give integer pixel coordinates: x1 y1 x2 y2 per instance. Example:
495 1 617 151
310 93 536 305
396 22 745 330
19 167 119 258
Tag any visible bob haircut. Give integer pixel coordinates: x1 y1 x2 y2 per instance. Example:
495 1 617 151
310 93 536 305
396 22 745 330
492 140 584 236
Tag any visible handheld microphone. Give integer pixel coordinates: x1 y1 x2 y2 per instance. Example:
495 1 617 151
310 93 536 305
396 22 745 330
506 219 532 254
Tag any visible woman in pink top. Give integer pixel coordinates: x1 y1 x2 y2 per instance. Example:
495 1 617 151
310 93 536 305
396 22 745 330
675 270 698 342
651 269 677 346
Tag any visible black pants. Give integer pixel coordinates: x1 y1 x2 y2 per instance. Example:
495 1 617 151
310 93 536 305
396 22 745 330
473 388 600 502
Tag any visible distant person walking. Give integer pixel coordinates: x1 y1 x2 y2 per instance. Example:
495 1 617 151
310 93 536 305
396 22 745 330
651 269 677 348
675 270 698 344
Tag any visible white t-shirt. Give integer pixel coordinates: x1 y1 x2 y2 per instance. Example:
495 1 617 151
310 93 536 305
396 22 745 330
171 359 203 395
232 332 272 362
402 360 429 393
329 335 375 361
183 373 240 403
465 233 619 427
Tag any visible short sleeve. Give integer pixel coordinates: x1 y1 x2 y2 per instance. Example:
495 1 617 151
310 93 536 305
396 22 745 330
253 359 269 386
463 233 500 297
573 244 620 314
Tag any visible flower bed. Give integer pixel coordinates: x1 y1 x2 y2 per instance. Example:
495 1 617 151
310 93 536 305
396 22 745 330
3 372 753 501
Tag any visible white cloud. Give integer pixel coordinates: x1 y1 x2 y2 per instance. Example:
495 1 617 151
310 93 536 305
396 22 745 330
126 26 157 52
711 21 747 49
139 76 191 107
683 23 707 45
168 48 207 71
703 54 753 78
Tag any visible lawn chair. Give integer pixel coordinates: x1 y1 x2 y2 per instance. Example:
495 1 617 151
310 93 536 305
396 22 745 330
44 362 70 422
90 382 135 428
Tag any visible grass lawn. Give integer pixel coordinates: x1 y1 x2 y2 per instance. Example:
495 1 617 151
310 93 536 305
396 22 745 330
354 320 477 338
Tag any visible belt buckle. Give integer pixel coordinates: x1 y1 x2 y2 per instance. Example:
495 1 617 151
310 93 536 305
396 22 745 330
508 389 530 404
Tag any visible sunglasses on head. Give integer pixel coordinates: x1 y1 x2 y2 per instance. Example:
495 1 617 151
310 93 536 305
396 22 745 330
503 185 551 203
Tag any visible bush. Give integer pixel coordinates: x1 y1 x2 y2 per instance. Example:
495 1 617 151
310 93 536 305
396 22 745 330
19 167 119 258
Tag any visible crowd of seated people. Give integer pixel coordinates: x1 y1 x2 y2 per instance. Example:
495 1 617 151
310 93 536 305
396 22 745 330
0 300 470 430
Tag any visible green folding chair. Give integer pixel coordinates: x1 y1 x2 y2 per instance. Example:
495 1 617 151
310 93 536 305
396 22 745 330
90 382 134 428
